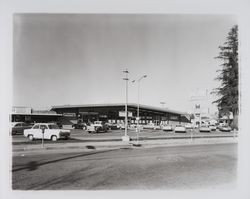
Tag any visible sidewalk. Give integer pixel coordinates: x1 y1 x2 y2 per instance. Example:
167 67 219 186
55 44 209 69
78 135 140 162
12 135 238 155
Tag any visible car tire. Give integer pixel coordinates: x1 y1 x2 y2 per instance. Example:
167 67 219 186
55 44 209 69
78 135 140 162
28 134 34 141
51 135 57 141
88 131 91 133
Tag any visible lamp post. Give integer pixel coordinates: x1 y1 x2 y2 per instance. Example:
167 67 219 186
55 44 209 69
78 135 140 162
160 101 166 108
122 69 130 142
132 75 147 145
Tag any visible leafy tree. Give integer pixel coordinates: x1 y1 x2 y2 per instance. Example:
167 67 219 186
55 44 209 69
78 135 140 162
213 25 238 118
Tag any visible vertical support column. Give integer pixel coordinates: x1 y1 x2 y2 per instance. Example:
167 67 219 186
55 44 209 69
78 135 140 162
122 69 130 142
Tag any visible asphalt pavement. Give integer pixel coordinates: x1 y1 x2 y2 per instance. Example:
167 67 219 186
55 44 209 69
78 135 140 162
12 143 237 190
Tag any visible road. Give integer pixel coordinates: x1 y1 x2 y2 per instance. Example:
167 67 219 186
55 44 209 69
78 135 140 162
12 143 237 190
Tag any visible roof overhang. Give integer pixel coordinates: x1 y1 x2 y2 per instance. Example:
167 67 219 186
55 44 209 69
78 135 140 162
51 103 189 116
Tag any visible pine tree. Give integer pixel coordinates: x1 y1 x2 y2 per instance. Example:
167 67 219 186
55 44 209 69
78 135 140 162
213 25 238 120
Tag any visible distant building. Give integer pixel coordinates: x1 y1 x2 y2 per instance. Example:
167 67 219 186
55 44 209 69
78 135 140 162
11 106 62 123
51 103 191 128
11 103 191 128
189 88 216 126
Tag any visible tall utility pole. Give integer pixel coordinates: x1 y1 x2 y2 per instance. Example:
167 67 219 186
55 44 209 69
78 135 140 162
122 69 130 142
132 74 147 145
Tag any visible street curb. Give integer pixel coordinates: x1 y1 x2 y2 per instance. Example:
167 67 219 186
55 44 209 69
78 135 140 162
13 134 237 144
12 136 238 154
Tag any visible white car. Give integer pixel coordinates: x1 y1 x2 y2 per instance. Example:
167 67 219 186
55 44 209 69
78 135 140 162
143 123 161 130
209 125 216 131
162 125 173 131
86 121 108 133
117 123 125 130
219 125 232 132
199 125 211 132
185 123 193 129
24 123 70 141
174 125 186 133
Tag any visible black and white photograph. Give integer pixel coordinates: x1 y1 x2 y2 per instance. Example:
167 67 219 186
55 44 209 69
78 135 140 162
1 0 250 198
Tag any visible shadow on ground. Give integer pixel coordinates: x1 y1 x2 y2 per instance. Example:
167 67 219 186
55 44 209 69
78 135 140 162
12 149 117 172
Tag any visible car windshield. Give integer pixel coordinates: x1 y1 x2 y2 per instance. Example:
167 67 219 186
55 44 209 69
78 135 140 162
48 124 60 129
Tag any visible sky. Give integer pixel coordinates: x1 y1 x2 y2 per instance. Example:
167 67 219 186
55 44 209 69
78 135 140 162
13 14 237 113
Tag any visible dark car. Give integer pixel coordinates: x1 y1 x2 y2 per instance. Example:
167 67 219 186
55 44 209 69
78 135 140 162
11 122 32 135
72 123 87 130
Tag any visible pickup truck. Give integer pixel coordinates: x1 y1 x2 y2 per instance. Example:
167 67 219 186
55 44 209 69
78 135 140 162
23 123 70 141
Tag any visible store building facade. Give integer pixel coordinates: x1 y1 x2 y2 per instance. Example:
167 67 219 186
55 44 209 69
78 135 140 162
51 103 191 127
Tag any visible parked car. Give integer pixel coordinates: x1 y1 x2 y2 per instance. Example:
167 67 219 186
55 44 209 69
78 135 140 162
185 123 193 129
23 123 70 141
143 123 161 130
219 125 232 132
162 125 173 131
11 122 32 135
86 121 108 133
105 123 119 130
117 123 125 130
199 125 211 132
72 122 87 130
209 124 216 131
174 125 186 133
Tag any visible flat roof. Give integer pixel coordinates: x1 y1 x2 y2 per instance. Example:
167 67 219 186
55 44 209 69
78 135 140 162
11 113 62 116
51 103 188 115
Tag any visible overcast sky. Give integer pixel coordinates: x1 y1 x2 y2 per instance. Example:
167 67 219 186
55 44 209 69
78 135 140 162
13 14 237 112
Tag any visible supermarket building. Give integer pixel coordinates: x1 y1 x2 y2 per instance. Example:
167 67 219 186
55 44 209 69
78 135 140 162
50 103 191 127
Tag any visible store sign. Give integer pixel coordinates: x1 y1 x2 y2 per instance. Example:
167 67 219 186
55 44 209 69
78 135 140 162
79 112 98 115
119 111 132 117
170 116 178 120
63 113 76 117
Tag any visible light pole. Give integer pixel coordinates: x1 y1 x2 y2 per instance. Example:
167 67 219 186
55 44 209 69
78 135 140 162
122 69 130 142
160 101 166 108
132 74 147 145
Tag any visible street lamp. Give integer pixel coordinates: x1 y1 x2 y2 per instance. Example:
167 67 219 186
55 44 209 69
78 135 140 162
132 74 147 145
122 69 130 142
160 101 166 108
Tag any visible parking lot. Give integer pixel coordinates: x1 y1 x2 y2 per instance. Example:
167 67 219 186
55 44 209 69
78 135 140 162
12 128 237 145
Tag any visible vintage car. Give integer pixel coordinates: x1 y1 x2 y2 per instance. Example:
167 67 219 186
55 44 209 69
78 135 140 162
143 123 161 130
185 123 193 129
11 122 32 135
105 123 119 130
23 123 70 141
174 125 186 133
72 122 87 130
219 125 232 132
209 124 217 131
86 121 108 133
117 123 125 130
199 125 211 132
162 125 173 131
